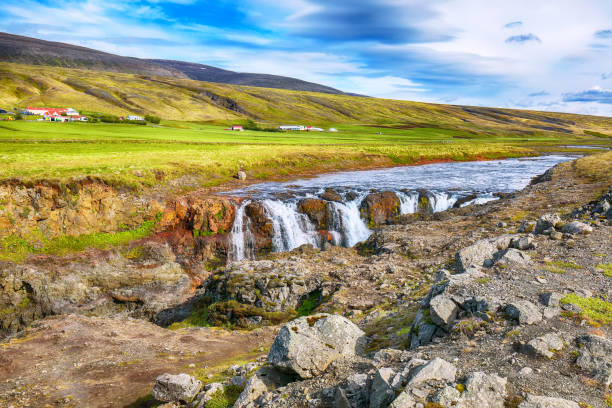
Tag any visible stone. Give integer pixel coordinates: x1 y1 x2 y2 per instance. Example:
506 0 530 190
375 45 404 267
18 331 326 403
539 292 562 307
342 373 371 408
504 300 542 325
561 221 593 235
535 213 561 234
429 294 459 330
524 333 564 359
334 387 352 408
233 366 294 408
455 372 507 408
230 375 247 387
236 171 247 180
549 231 563 240
297 198 332 229
495 248 531 267
542 307 560 319
511 236 534 250
321 188 343 203
267 314 366 379
389 391 418 408
359 191 401 227
370 367 396 408
431 386 461 406
152 373 202 403
518 394 579 408
408 357 457 386
518 367 533 376
455 235 515 272
575 335 612 387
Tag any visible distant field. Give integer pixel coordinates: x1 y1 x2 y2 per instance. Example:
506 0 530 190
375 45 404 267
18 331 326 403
0 120 610 189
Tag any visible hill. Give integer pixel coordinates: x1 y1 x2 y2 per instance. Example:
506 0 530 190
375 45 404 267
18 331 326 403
0 32 345 94
1 62 612 138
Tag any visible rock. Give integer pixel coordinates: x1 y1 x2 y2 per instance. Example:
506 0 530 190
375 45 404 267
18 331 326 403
297 198 332 229
455 235 516 272
495 248 531 267
518 221 536 233
431 386 461 406
267 314 367 379
575 335 612 387
389 391 418 408
524 333 564 358
518 367 533 376
455 372 507 408
359 191 401 227
236 170 247 180
408 357 457 386
549 231 563 240
230 375 247 387
193 383 224 407
244 202 275 255
233 366 294 408
370 367 396 408
342 373 371 408
152 373 202 403
535 213 561 234
542 307 560 319
539 292 562 307
518 394 580 408
511 236 534 250
504 300 542 325
334 387 352 408
321 188 343 202
561 221 593 235
429 295 459 330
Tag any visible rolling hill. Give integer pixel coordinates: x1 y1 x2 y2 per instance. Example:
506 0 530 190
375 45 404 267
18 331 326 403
0 32 345 94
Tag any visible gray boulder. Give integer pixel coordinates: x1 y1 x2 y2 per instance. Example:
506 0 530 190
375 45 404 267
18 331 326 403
539 292 562 307
429 294 459 330
432 386 461 406
504 300 542 325
575 334 612 387
561 221 593 235
236 171 247 180
494 248 531 267
389 391 417 408
267 314 366 379
455 372 507 408
342 373 371 408
152 373 202 403
524 333 564 359
370 367 396 408
535 213 561 234
408 357 457 386
511 236 535 250
518 394 579 408
455 235 516 272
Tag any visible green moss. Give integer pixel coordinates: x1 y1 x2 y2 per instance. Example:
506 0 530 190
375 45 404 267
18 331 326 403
596 263 612 277
560 293 612 326
168 296 212 330
296 290 322 317
207 300 296 328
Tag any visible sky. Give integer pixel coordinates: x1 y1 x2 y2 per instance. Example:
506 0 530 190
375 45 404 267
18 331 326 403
1 0 612 116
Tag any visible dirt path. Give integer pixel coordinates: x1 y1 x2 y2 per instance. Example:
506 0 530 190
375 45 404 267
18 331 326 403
0 315 275 407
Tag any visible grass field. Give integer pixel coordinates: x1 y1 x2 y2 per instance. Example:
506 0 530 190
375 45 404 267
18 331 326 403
3 120 610 189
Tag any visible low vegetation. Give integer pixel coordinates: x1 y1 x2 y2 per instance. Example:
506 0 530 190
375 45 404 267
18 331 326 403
560 293 612 326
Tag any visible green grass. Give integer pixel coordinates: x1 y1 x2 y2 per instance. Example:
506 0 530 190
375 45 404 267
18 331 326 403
296 290 322 317
544 260 583 274
596 263 612 277
560 293 612 326
0 214 160 262
204 385 244 408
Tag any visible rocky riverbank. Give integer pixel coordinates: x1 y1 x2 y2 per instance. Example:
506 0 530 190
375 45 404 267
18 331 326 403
0 152 610 407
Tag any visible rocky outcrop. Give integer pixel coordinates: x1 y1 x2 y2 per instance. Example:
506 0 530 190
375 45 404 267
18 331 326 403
359 191 401 227
0 179 163 239
518 394 580 408
455 234 518 272
267 314 366 379
152 373 202 403
297 198 332 229
244 202 275 255
575 334 612 387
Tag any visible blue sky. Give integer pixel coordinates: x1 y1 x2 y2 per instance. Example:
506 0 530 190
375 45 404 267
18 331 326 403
2 0 612 116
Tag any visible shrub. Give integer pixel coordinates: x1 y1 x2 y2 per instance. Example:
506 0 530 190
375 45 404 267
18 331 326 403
144 115 161 124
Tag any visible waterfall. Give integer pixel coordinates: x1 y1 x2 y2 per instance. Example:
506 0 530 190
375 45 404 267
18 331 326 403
428 192 458 213
397 191 419 214
327 196 371 247
262 199 317 252
228 200 255 262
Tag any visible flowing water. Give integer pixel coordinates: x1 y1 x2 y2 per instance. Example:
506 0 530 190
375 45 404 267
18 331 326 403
224 155 574 261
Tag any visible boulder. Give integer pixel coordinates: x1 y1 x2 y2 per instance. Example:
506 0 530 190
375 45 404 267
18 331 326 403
389 391 418 408
321 188 343 202
244 202 275 254
539 292 562 307
370 367 396 408
455 235 516 272
518 394 579 408
297 198 332 229
455 372 507 408
504 300 542 325
561 221 593 235
429 294 459 330
407 357 457 386
341 373 371 408
524 333 564 359
494 248 531 267
236 170 247 180
152 373 202 403
575 334 612 387
511 236 535 250
535 213 561 234
359 191 401 227
267 314 367 379
432 386 461 406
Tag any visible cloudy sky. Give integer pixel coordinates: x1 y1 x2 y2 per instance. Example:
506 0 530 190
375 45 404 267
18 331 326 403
2 0 612 116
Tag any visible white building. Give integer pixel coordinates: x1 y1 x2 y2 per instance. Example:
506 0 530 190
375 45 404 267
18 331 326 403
126 115 144 121
278 125 305 131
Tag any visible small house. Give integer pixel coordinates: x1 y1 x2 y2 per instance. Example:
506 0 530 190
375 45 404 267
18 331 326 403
231 125 244 131
126 115 144 121
278 125 305 131
306 126 324 132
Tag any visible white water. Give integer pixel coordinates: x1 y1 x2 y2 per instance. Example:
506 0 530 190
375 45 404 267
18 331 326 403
226 155 575 261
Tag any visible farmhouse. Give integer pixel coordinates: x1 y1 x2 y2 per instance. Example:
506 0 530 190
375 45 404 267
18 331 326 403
26 107 79 116
231 125 244 131
126 115 144 121
306 126 324 132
